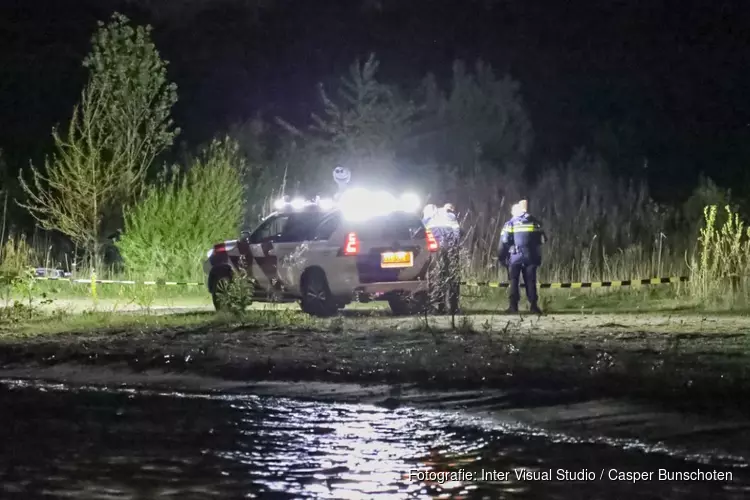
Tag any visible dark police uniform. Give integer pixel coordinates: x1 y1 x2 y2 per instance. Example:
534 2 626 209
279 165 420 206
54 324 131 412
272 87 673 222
498 211 546 314
425 209 461 314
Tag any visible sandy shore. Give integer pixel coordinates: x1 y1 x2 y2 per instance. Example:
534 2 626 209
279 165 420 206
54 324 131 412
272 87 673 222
1 312 750 416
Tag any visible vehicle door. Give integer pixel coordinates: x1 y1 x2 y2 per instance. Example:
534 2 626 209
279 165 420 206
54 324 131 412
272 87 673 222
245 214 292 292
273 211 333 293
291 212 345 295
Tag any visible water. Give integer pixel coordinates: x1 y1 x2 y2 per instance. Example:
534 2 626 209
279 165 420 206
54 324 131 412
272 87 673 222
0 379 748 499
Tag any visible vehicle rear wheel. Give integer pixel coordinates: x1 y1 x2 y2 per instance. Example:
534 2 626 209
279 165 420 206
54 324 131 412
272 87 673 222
211 274 232 311
388 291 429 316
300 269 338 317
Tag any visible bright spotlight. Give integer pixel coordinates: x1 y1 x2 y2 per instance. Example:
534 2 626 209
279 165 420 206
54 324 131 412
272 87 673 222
273 198 287 210
399 192 420 212
318 197 335 211
339 188 374 221
290 198 306 210
376 190 395 204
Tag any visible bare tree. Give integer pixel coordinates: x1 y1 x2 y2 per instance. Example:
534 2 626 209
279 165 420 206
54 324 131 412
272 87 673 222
18 88 121 265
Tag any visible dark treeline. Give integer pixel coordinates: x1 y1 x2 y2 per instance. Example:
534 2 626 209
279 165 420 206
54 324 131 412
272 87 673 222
2 1 749 198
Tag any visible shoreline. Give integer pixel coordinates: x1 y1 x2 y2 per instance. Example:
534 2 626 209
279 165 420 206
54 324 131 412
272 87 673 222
2 312 750 415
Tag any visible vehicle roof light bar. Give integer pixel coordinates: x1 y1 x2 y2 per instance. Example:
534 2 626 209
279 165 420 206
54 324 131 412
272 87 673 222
272 190 421 218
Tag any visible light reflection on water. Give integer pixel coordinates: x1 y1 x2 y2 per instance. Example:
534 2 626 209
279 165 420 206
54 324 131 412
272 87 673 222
0 379 748 499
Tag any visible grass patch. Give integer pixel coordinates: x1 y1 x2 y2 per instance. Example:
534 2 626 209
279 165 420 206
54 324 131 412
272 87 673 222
0 310 220 338
0 301 345 338
462 285 704 314
29 279 209 301
12 280 750 321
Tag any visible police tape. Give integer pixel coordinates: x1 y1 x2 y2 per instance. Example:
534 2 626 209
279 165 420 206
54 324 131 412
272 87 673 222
461 276 690 288
33 275 690 289
33 277 203 286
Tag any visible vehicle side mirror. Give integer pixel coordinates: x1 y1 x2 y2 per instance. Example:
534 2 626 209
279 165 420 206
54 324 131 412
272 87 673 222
241 230 251 241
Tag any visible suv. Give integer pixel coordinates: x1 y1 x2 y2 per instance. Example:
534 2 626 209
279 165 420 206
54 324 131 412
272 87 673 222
203 204 439 316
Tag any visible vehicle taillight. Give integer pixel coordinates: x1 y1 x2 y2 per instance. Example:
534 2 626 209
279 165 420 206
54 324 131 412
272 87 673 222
425 229 439 252
213 243 227 253
344 232 360 256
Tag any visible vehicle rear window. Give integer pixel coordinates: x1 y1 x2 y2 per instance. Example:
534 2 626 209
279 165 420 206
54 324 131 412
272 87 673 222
349 213 425 241
278 212 329 241
313 213 342 240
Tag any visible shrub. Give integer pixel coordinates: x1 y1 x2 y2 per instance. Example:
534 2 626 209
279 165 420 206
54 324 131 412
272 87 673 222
689 205 750 305
0 236 34 306
215 264 254 316
116 137 245 281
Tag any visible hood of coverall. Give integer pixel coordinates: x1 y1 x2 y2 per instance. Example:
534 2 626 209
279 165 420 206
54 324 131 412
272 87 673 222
511 199 528 218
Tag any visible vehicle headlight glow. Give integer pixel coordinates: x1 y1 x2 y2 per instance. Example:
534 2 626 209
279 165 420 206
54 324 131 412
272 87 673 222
273 198 287 210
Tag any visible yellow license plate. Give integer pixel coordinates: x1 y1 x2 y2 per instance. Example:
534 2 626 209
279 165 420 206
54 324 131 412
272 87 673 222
380 251 414 268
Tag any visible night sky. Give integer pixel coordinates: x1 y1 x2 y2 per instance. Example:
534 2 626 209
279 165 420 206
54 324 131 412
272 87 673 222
2 0 749 201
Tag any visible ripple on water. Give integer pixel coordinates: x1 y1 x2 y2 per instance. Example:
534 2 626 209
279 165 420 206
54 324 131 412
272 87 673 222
0 379 748 499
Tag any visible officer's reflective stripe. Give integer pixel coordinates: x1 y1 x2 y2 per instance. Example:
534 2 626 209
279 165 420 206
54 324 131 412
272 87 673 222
503 224 542 233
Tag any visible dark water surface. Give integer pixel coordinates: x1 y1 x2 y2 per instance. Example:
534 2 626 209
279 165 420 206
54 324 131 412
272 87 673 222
0 379 748 499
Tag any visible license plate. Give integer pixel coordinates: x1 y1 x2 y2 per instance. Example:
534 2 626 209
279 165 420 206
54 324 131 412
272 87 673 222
380 251 413 268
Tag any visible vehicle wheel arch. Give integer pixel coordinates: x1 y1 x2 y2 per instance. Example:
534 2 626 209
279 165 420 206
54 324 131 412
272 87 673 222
208 265 233 293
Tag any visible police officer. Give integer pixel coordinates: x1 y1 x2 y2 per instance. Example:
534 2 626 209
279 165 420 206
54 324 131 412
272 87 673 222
424 203 461 314
498 199 546 314
422 204 437 227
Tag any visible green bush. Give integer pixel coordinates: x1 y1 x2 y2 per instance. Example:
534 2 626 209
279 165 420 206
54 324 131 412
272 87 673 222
689 204 750 305
116 137 246 281
0 236 34 306
215 263 254 316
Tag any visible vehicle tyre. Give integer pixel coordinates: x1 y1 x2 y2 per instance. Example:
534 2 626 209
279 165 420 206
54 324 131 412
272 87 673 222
388 295 411 316
301 269 338 317
211 273 232 311
388 291 429 316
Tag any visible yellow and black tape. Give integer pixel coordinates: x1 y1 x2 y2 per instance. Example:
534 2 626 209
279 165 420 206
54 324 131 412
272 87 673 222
34 277 203 286
461 276 689 289
35 275 690 289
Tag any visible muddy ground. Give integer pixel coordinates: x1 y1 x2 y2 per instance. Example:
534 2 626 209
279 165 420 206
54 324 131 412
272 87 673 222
1 312 750 417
